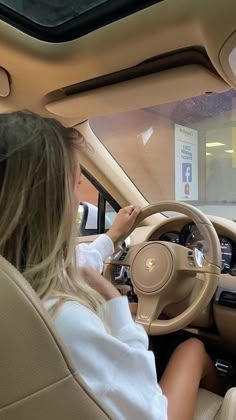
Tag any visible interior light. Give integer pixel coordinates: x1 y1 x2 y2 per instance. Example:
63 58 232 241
225 149 234 153
206 152 212 156
206 142 225 148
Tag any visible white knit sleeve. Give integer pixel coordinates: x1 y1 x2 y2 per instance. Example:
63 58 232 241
53 298 168 420
76 234 114 273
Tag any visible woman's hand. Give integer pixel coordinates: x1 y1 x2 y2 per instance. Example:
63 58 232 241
106 204 141 244
80 267 121 300
81 267 139 314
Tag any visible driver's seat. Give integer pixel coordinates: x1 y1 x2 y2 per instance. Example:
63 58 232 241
0 255 234 420
0 255 111 420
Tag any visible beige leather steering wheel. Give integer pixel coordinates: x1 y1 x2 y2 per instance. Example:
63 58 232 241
108 201 222 335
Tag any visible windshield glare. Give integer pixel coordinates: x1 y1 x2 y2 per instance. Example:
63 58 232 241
90 89 236 220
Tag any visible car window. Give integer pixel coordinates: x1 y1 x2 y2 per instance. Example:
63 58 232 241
90 88 236 219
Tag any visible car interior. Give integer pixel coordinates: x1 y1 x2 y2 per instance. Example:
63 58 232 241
1 0 236 419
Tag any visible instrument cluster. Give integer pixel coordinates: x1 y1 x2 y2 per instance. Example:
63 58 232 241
158 222 236 274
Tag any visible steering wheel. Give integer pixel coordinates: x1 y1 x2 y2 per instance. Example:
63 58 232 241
106 201 222 335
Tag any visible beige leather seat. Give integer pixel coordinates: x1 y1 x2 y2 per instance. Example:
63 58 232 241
0 256 111 420
0 254 235 420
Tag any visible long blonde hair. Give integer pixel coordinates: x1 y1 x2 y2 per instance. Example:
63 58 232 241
0 111 104 316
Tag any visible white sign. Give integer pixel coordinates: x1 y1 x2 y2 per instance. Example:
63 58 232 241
175 124 198 201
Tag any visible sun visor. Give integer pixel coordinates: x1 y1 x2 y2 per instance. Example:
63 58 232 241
46 65 228 119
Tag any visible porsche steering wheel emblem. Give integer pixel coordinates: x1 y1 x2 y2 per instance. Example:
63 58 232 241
145 257 157 272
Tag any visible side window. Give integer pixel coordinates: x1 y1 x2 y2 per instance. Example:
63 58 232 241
105 201 116 229
77 171 118 237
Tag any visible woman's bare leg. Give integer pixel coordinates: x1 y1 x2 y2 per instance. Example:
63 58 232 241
159 338 224 420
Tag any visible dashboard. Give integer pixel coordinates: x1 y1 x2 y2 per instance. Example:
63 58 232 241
149 221 236 275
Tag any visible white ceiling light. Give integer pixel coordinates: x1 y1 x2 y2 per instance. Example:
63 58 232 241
225 149 234 153
206 152 212 156
206 142 225 148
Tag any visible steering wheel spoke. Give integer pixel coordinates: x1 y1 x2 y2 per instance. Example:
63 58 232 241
169 243 220 276
135 292 163 331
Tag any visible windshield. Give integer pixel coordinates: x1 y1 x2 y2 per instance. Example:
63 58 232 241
90 89 236 220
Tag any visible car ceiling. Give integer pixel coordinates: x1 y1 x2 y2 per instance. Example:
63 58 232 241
0 0 235 126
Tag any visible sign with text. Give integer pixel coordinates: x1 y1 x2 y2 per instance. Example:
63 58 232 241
175 124 198 200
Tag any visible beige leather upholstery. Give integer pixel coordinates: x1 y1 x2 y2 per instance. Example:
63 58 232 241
214 388 236 420
194 387 236 420
194 389 223 420
0 254 236 420
0 256 111 420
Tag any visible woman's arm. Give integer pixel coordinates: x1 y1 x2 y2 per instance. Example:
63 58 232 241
76 205 141 272
53 299 168 420
76 234 114 272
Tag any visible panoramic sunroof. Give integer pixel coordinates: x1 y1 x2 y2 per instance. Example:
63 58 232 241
0 0 163 42
0 0 108 27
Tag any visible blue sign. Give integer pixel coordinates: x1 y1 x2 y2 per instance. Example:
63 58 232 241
182 163 192 182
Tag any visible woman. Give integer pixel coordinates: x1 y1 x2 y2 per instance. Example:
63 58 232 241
0 111 223 420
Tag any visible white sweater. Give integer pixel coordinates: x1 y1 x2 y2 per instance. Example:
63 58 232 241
47 297 168 420
46 235 168 418
76 234 114 272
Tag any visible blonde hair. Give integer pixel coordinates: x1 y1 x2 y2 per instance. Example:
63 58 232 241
0 111 104 316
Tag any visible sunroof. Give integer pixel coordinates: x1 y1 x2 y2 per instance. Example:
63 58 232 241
0 0 108 27
0 0 163 42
